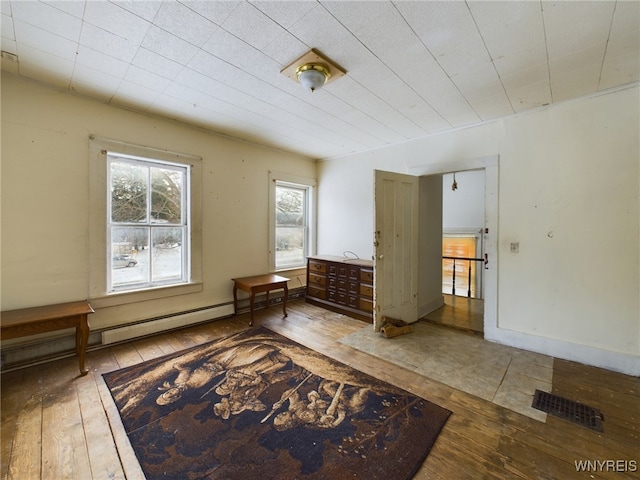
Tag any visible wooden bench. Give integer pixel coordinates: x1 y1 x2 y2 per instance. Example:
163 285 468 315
1 300 94 376
232 274 289 326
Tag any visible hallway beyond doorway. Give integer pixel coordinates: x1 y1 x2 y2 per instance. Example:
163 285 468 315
425 294 484 334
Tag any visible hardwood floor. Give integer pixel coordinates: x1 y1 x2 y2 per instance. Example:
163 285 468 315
424 294 484 334
2 300 638 479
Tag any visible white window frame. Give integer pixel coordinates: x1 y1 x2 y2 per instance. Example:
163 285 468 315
107 153 190 292
90 137 202 307
269 172 316 272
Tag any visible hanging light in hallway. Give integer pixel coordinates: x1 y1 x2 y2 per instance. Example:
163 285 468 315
451 172 458 191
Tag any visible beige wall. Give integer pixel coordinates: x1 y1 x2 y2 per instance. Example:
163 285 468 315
1 74 316 333
317 85 640 375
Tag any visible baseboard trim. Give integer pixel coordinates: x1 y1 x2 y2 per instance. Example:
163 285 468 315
484 326 640 377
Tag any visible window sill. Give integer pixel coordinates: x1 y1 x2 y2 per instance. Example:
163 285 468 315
90 282 203 309
275 266 307 273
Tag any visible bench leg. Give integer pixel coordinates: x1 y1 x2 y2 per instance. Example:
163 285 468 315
249 291 256 327
283 284 288 318
76 315 90 376
233 285 239 314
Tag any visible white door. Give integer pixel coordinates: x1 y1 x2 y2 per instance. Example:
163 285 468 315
373 170 419 330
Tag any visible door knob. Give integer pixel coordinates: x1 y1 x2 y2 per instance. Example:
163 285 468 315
378 254 384 260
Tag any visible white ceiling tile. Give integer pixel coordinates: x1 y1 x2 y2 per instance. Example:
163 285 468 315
123 64 173 93
500 63 549 92
287 3 354 52
2 12 15 41
112 0 163 23
397 1 490 75
550 48 604 101
320 1 393 34
79 22 140 63
452 61 509 104
338 108 406 145
261 30 308 65
43 0 85 19
76 44 130 77
201 27 266 71
599 1 640 90
132 47 184 80
220 1 284 50
1 1 12 16
11 1 82 42
174 67 218 94
180 1 241 26
419 77 480 127
83 1 151 45
14 19 78 61
470 1 547 76
400 102 450 133
141 25 200 66
153 1 217 45
543 1 614 60
468 90 516 121
251 1 317 29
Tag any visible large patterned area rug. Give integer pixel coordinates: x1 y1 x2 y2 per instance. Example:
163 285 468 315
103 327 451 480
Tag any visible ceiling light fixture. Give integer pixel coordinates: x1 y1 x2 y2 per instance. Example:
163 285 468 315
281 49 346 93
296 63 330 93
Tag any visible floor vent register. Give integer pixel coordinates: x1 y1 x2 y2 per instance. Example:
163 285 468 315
532 389 604 432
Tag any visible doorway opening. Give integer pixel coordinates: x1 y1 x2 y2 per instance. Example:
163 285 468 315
429 169 486 335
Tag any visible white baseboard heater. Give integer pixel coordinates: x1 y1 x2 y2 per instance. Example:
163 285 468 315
101 303 235 345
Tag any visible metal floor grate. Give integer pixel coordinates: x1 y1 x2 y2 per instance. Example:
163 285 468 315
532 390 603 432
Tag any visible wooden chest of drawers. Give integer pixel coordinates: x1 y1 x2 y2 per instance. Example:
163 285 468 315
306 255 374 322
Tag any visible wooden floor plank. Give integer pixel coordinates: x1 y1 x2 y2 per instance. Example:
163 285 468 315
96 380 145 480
1 300 639 480
40 358 92 480
4 368 43 480
76 373 125 479
0 369 26 478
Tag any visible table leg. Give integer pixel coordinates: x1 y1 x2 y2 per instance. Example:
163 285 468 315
76 315 90 376
283 283 288 317
233 284 239 314
249 290 255 327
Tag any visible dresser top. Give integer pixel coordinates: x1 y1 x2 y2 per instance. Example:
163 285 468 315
308 255 374 268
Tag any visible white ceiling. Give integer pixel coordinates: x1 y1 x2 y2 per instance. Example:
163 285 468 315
1 1 639 159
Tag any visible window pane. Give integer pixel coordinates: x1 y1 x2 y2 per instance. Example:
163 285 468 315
111 161 147 223
276 226 305 267
111 226 149 288
276 186 304 227
152 227 184 282
151 167 183 224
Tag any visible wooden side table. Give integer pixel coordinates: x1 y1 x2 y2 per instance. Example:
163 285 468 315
232 274 289 326
1 300 94 376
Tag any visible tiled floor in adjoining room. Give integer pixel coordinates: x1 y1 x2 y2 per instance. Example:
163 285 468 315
339 320 553 421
